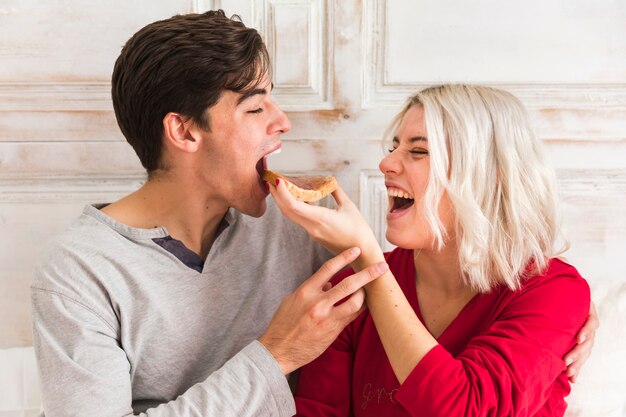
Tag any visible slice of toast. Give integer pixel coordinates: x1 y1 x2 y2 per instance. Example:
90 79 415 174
262 169 338 202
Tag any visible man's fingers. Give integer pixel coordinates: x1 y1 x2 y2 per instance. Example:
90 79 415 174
577 305 599 344
333 288 367 321
327 262 389 305
564 340 592 369
307 247 362 289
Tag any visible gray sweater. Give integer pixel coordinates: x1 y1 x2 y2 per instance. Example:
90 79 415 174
31 200 329 417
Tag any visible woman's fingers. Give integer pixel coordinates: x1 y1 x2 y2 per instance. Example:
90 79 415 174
268 179 324 222
330 186 350 207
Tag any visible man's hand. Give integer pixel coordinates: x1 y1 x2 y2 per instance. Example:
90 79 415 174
564 301 599 382
258 247 389 374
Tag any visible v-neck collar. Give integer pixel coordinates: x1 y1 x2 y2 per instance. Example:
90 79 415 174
403 249 482 344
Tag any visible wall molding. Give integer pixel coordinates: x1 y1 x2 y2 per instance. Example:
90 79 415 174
0 82 113 112
194 0 334 110
359 169 395 251
192 0 222 12
0 175 146 203
264 0 333 110
362 0 626 109
556 169 626 195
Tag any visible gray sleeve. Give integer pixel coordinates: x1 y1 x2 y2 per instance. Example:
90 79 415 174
31 289 295 417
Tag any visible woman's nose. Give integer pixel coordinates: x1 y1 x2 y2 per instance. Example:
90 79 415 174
379 151 400 175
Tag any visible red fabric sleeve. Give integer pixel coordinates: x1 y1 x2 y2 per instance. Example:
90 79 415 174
294 325 355 417
395 272 590 417
294 269 356 417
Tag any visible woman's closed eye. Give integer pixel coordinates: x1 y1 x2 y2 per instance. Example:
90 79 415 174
247 107 264 114
387 147 428 156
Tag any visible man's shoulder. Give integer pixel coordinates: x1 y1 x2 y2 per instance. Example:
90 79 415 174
33 206 133 293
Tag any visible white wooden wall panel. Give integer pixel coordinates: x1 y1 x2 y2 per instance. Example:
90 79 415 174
211 0 333 110
0 176 145 346
385 1 626 83
1 8 626 413
357 0 626 294
363 0 626 109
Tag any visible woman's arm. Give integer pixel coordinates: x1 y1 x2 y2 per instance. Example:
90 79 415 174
269 182 437 382
393 273 590 417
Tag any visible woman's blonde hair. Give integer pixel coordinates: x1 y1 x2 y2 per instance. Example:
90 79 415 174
386 84 566 292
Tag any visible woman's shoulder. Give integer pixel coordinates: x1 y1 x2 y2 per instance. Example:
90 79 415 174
502 258 591 323
523 257 589 295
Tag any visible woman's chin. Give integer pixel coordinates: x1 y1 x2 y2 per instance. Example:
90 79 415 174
385 228 431 251
385 231 412 250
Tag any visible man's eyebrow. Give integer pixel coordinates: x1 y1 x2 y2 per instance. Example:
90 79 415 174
236 83 274 105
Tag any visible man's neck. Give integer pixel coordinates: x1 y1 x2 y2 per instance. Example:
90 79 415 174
101 174 229 259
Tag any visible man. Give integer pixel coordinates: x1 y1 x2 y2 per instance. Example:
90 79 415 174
32 9 596 417
31 10 387 416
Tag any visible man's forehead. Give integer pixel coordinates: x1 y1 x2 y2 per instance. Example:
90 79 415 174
235 80 274 105
208 80 273 112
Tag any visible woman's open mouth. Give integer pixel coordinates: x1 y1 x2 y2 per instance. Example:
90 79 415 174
388 187 415 213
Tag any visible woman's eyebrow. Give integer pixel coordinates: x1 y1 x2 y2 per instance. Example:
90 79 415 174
393 136 428 143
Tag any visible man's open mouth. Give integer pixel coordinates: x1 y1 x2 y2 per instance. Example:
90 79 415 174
388 187 415 213
256 147 282 179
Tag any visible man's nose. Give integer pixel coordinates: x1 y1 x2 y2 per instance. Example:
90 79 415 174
270 105 291 135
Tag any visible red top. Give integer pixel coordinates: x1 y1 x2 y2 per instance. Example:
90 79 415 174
295 247 590 417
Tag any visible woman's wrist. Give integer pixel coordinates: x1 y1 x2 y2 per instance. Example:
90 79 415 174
352 242 386 271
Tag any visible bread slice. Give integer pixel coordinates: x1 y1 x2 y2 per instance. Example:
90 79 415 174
262 169 338 202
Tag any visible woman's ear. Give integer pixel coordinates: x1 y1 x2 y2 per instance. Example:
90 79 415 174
162 112 201 153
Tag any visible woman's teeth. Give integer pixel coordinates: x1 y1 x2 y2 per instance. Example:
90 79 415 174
387 187 414 200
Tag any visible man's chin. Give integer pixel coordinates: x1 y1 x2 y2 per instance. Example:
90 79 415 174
240 198 268 218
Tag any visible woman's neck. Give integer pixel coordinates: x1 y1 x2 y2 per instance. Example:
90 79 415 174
412 245 468 298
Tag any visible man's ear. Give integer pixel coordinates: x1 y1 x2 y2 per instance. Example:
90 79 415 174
162 112 201 153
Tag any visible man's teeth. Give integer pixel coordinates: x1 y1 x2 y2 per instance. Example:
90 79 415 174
387 187 414 199
267 148 282 157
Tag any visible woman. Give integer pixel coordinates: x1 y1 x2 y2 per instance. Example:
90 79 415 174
269 84 594 416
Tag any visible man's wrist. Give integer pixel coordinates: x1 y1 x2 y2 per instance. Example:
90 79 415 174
258 336 295 375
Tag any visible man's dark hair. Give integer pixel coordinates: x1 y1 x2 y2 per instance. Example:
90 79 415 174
111 10 270 173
